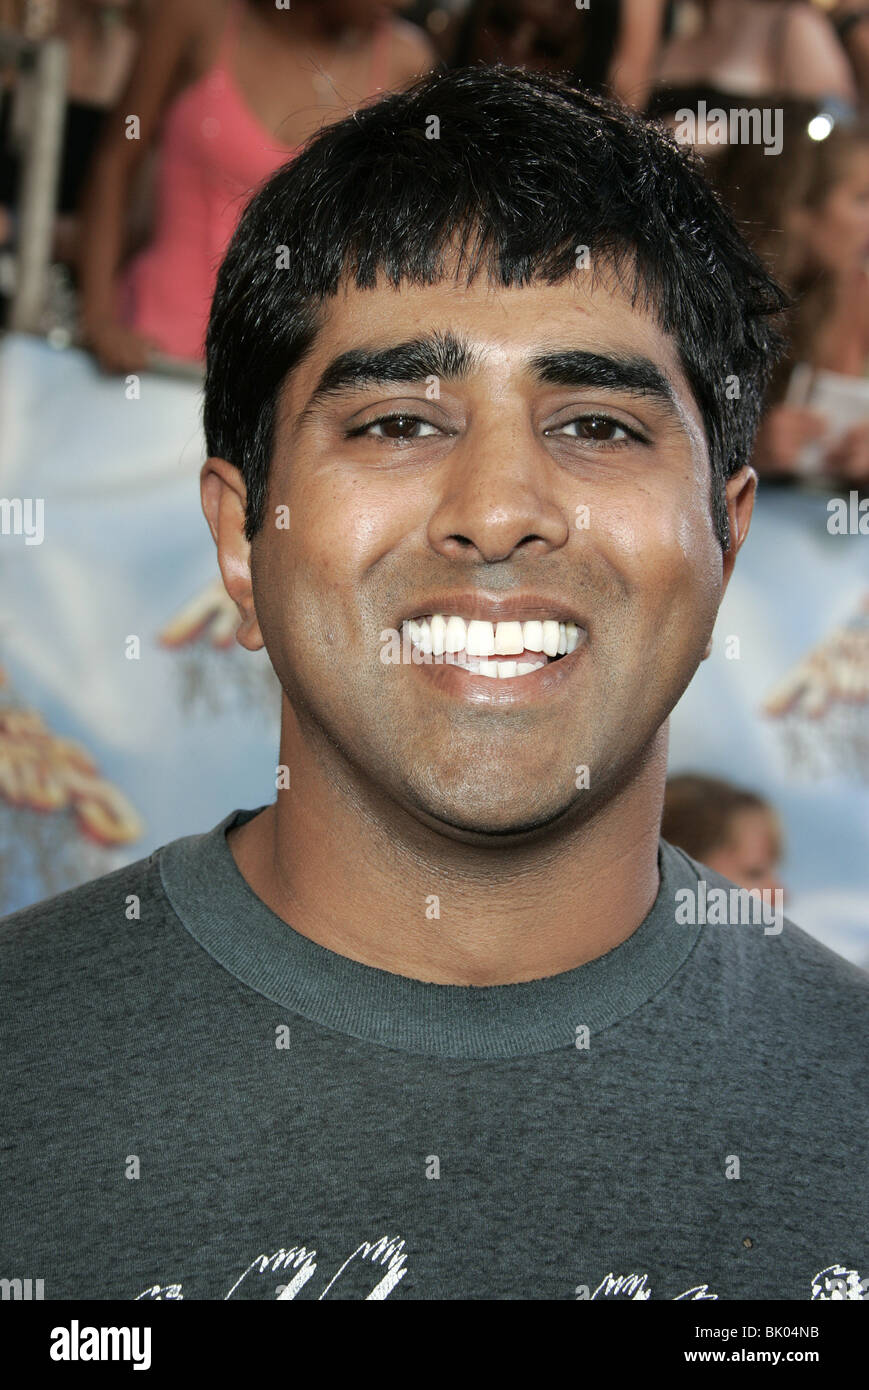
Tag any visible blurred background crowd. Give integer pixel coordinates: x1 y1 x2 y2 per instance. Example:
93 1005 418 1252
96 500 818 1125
0 0 867 964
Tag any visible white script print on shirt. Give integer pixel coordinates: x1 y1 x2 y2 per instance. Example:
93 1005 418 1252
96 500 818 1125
135 1235 408 1300
581 1263 868 1301
135 1235 866 1300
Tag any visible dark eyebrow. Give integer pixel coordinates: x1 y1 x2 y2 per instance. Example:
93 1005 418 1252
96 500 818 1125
293 331 479 431
527 349 678 415
292 331 680 432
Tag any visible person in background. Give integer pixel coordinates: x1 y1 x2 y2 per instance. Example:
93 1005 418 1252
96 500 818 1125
0 0 143 264
649 0 857 139
77 0 434 373
449 0 667 109
662 774 785 896
714 101 869 482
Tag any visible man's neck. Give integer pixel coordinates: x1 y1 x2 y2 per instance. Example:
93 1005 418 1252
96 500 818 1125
227 703 667 986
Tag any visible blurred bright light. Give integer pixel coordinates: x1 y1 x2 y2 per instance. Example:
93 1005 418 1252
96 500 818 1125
807 115 834 141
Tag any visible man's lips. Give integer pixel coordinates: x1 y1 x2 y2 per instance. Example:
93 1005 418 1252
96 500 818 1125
401 632 588 703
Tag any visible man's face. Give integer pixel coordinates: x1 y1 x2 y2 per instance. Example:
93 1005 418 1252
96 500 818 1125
240 270 747 840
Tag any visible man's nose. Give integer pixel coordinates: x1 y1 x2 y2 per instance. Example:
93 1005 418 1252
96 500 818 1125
425 411 571 564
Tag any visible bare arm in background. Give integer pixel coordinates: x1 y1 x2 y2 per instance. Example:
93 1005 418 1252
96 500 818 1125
829 6 869 107
76 0 198 372
778 2 857 105
608 0 667 109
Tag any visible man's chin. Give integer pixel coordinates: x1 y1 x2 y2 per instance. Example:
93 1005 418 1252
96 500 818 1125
402 789 582 846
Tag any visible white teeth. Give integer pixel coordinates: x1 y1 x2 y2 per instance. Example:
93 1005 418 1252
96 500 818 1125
445 615 466 654
466 619 496 657
458 619 544 656
494 621 524 655
542 620 560 657
402 614 582 667
459 657 547 679
430 613 447 655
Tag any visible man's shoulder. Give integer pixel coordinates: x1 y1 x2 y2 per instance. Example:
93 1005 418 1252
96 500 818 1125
0 811 243 993
665 841 869 1017
0 844 171 973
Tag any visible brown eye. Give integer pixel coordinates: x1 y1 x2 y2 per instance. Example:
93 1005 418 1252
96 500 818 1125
548 415 635 443
579 417 620 440
384 416 419 439
357 414 439 440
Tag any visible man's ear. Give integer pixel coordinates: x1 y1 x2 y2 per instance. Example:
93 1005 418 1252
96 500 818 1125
721 464 757 593
200 457 264 652
701 464 757 660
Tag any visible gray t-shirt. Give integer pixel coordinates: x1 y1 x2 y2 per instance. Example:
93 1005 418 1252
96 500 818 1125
1 807 866 1301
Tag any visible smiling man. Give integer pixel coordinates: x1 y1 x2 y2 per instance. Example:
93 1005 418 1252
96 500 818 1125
1 67 866 1304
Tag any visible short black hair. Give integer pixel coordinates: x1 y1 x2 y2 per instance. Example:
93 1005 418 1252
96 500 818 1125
204 64 786 547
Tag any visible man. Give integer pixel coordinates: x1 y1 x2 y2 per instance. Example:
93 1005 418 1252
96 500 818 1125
1 66 866 1302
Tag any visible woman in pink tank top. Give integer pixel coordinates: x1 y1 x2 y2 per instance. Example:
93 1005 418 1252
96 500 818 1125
78 0 434 371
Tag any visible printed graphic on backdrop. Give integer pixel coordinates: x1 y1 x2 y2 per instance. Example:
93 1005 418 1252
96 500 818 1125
763 593 869 781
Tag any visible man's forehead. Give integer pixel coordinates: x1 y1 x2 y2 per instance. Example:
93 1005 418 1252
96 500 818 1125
285 268 692 399
326 268 665 347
